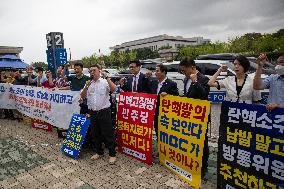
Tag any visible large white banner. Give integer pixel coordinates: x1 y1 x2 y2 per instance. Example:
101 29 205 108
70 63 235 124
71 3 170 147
0 83 80 129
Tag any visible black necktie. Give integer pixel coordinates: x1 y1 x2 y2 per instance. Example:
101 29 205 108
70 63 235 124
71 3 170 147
133 76 137 92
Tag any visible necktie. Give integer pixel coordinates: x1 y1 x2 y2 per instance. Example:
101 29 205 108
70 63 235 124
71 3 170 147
133 76 137 92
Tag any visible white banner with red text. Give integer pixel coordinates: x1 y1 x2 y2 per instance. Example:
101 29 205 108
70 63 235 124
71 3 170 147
0 83 80 129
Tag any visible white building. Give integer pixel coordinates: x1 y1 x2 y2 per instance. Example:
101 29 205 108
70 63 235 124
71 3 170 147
110 34 210 52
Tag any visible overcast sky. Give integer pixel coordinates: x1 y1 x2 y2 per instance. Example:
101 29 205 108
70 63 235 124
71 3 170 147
1 0 284 63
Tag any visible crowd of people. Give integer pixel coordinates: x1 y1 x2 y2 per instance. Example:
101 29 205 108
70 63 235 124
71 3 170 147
1 53 284 175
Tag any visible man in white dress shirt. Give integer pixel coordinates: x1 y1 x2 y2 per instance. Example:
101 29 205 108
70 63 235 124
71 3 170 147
81 64 117 164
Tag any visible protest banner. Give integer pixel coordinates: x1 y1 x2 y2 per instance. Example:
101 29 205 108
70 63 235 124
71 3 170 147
117 92 157 165
61 114 90 159
31 118 53 132
217 101 284 189
158 95 210 189
0 83 80 129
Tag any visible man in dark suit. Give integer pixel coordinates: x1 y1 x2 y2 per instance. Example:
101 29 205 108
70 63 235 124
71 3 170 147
120 60 150 93
149 64 179 139
179 57 210 178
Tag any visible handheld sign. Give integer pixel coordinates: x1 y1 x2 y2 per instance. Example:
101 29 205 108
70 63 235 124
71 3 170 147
61 114 90 159
217 101 284 189
117 92 157 165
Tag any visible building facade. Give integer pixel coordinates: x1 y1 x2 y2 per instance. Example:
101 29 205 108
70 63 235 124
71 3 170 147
0 46 23 57
110 34 210 52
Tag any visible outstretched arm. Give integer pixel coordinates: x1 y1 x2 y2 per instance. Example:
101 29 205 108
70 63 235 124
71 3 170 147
208 64 227 89
253 54 267 90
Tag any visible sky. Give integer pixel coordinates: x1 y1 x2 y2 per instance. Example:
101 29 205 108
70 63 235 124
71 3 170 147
1 0 284 63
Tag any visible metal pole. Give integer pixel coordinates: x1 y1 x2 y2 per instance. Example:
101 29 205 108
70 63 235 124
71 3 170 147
51 33 57 78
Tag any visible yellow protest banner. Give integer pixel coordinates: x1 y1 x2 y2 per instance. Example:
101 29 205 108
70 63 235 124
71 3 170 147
158 95 210 189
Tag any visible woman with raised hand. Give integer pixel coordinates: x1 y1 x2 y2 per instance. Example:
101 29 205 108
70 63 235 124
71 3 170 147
208 55 260 104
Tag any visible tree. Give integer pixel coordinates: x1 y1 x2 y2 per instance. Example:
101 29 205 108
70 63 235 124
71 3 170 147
81 54 100 68
135 48 160 60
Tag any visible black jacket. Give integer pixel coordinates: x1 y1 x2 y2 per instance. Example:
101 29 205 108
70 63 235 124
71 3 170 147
183 72 209 100
150 78 179 137
121 73 150 93
149 78 179 96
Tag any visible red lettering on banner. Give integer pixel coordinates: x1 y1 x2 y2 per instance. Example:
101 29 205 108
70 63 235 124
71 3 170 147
161 99 171 113
117 92 156 165
193 105 207 122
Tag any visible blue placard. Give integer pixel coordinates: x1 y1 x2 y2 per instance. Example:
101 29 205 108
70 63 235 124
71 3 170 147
217 101 284 188
55 48 67 65
209 91 226 103
46 48 68 77
61 114 90 159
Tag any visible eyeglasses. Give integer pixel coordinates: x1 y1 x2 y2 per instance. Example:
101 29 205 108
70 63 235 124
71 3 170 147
179 69 185 73
129 66 137 69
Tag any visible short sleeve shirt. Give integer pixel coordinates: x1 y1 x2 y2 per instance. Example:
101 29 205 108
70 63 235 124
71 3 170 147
67 75 89 91
86 78 111 111
263 74 284 104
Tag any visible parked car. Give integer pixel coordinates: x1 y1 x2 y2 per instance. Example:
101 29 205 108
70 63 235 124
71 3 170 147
140 59 165 71
102 68 119 77
197 53 275 75
68 68 90 77
163 60 268 80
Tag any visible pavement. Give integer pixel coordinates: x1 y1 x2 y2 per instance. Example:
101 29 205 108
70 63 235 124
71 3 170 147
0 113 219 189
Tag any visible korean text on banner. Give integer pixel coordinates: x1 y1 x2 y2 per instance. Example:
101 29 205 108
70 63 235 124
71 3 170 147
61 114 90 159
0 83 80 129
158 95 210 189
217 101 284 189
117 92 157 165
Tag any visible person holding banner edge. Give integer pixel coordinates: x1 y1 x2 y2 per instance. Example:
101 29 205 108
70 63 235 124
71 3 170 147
81 64 117 164
179 57 210 178
253 53 284 111
149 64 179 140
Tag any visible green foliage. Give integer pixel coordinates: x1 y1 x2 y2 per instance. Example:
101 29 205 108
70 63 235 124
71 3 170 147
135 48 160 60
81 49 138 69
81 54 100 68
79 28 284 66
175 42 230 60
159 46 172 50
176 28 284 60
